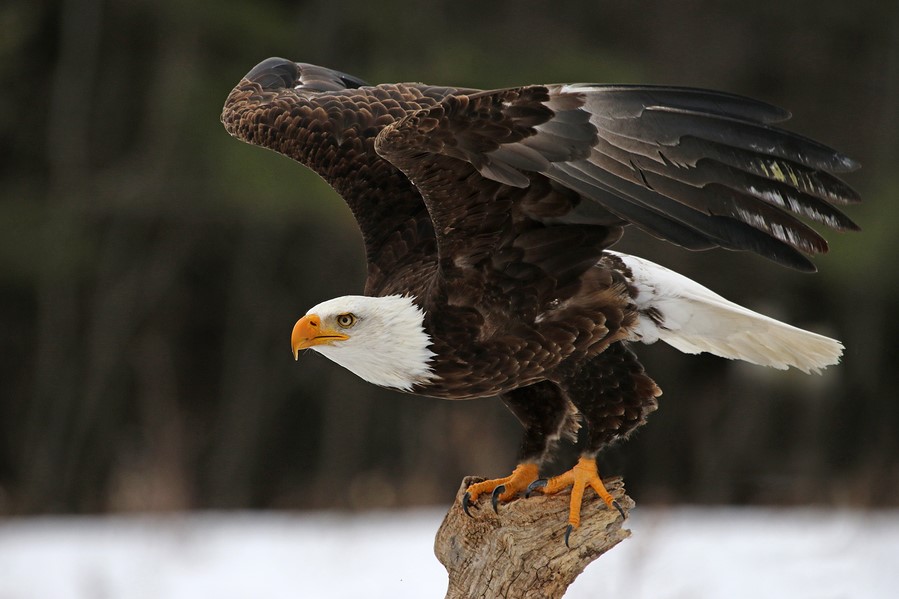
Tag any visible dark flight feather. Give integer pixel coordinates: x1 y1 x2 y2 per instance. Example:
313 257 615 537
223 60 859 281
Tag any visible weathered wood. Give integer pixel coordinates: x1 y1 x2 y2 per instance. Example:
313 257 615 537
434 475 633 599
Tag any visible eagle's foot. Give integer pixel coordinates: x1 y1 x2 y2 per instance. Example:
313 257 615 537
529 456 624 546
461 462 539 516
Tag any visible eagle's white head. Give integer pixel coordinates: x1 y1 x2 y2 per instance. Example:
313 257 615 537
291 295 437 391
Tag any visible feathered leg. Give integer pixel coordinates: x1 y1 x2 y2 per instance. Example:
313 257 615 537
532 342 661 544
462 380 578 515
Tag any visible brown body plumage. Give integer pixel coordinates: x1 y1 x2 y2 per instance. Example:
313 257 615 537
222 58 858 536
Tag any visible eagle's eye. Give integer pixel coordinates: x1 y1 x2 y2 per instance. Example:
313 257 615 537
336 313 356 328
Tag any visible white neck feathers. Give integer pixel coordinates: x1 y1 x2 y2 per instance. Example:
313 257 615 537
305 295 437 391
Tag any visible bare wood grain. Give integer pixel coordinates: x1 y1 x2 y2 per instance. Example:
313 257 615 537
435 476 632 599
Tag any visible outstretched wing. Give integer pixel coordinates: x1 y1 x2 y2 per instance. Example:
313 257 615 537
375 84 859 273
221 58 469 295
374 87 626 317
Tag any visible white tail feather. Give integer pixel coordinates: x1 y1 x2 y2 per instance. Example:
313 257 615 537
609 252 843 374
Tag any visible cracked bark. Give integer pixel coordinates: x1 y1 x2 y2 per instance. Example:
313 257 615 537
434 476 633 599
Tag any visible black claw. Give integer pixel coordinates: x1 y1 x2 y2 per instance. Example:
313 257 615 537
462 492 476 517
564 524 573 548
612 499 626 520
491 485 505 513
525 479 547 498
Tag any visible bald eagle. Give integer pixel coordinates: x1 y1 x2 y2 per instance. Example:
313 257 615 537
221 58 859 544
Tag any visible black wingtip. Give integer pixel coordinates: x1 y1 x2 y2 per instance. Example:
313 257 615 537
244 57 299 91
832 153 861 173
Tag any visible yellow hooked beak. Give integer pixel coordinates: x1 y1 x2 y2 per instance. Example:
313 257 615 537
291 314 350 360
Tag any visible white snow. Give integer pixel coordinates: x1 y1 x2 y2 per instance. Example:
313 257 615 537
1 507 897 599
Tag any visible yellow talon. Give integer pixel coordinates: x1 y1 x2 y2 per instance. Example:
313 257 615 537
463 462 540 507
537 457 621 531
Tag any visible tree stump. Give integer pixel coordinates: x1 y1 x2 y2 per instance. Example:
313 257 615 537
434 475 633 599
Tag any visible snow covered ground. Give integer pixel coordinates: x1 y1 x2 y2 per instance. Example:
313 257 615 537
1 507 897 599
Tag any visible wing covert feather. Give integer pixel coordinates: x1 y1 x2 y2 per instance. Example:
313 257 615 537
377 82 859 272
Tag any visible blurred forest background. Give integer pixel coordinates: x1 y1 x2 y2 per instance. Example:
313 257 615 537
2 0 898 516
